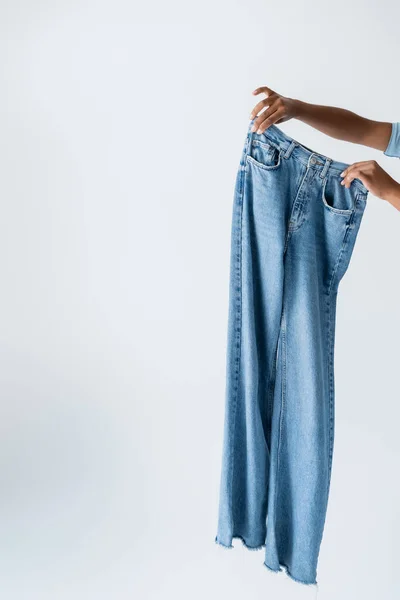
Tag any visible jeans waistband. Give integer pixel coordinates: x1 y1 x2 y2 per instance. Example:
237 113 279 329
247 120 369 194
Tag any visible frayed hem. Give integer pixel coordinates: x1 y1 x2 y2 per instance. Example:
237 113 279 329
263 561 318 588
214 537 233 550
215 535 265 552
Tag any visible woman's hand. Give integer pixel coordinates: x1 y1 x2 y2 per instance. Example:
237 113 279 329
340 161 400 210
249 87 298 134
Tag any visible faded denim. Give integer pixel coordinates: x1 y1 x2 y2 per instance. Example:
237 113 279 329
215 121 368 586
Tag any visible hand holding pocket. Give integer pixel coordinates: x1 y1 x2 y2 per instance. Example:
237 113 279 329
340 160 400 210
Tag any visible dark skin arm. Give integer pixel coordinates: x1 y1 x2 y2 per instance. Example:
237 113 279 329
250 87 400 211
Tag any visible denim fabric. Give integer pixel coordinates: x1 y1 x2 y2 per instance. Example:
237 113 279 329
215 122 368 586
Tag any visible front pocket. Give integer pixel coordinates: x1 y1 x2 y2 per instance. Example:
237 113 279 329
321 175 354 215
246 139 281 170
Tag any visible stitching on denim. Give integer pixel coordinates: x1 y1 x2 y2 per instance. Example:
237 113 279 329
249 139 280 170
325 195 367 498
321 176 354 216
257 129 288 151
324 201 360 498
228 142 247 537
324 221 352 500
327 188 369 296
266 335 279 451
283 140 296 159
272 309 286 544
320 157 332 179
326 292 335 499
288 165 311 233
327 209 355 296
280 152 368 193
256 124 368 193
289 184 312 232
246 152 282 171
251 138 280 152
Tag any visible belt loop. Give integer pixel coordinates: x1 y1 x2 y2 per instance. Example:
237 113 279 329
284 140 296 159
320 157 332 179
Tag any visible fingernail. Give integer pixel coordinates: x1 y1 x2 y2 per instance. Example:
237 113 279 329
340 180 345 185
251 126 256 132
340 171 345 177
257 129 262 134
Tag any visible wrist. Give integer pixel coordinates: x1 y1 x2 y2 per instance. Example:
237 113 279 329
384 182 400 210
290 99 304 119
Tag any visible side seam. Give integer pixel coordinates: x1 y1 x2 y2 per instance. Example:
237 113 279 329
227 138 249 537
271 308 287 540
325 291 336 498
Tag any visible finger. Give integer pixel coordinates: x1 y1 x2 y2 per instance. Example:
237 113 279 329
252 86 275 97
343 172 371 191
251 102 279 132
341 177 355 189
250 95 277 120
340 164 360 178
340 161 373 178
254 107 284 134
340 166 358 180
341 169 363 188
340 160 378 189
341 172 359 188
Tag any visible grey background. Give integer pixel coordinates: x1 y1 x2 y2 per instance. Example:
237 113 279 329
1 1 399 598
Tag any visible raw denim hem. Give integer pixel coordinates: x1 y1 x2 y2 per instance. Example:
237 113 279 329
263 561 318 587
214 535 265 552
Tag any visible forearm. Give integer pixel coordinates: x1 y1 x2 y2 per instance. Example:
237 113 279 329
251 87 400 210
292 100 392 152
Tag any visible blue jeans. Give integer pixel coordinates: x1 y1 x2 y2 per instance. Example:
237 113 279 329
215 121 368 585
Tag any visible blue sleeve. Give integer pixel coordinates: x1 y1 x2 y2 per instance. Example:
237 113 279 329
384 122 400 158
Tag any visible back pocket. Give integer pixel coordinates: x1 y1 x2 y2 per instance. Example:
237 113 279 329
247 139 281 170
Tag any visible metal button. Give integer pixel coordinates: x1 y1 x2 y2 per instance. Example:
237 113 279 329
310 157 317 164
